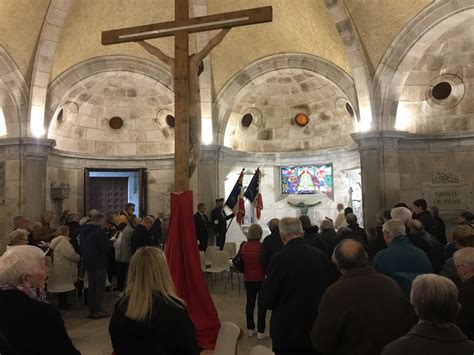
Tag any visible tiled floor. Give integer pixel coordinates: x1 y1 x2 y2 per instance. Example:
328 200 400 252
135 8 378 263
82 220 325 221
63 274 273 354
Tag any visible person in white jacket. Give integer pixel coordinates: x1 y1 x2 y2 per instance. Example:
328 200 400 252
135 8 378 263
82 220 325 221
47 226 80 310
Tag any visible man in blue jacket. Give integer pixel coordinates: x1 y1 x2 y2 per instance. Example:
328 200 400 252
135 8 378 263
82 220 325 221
371 219 432 295
80 213 111 318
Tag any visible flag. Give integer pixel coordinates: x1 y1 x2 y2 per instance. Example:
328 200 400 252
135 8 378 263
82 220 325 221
244 168 263 219
224 168 245 225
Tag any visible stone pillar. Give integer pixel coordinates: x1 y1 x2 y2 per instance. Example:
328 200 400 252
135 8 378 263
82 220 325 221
23 138 55 221
198 145 219 209
351 131 407 227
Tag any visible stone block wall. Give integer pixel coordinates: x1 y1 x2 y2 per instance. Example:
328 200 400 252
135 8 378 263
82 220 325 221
397 18 474 133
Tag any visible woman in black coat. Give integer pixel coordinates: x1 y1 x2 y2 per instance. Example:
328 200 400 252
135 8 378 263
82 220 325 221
0 246 80 355
109 247 200 355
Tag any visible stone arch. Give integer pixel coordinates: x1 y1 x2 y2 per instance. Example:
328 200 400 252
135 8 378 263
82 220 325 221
0 45 29 138
46 55 173 130
324 0 375 131
374 0 474 131
28 0 73 137
214 53 357 145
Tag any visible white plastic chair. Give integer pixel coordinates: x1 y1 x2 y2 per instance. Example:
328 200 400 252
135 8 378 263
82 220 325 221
223 242 237 258
205 245 219 266
213 321 241 355
205 250 230 292
199 251 207 271
250 345 275 355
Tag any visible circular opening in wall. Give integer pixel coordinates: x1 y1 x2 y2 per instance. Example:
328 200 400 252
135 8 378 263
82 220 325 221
109 116 124 129
57 109 64 122
241 113 253 128
345 103 354 117
294 113 309 127
166 114 175 128
432 82 452 100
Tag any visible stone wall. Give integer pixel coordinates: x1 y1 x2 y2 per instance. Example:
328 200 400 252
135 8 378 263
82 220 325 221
48 71 175 156
354 131 474 234
216 146 361 244
397 18 474 133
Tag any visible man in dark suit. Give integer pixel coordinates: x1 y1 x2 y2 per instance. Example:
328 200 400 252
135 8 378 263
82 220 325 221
262 218 283 271
211 198 234 250
261 217 335 355
194 203 211 251
130 216 155 255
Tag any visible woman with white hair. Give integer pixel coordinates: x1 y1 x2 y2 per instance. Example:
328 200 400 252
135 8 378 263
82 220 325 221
0 245 80 354
6 228 29 249
382 274 474 354
47 225 80 310
109 247 199 355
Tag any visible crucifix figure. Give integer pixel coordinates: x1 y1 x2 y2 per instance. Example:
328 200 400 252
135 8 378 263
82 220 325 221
102 1 272 191
288 201 322 215
137 28 230 179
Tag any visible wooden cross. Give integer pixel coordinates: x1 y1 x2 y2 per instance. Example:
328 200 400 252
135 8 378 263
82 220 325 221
102 1 272 191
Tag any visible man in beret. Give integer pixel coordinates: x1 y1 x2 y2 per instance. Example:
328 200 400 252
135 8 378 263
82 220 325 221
211 198 234 250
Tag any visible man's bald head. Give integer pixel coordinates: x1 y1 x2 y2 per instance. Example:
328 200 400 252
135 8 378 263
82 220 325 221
332 239 368 272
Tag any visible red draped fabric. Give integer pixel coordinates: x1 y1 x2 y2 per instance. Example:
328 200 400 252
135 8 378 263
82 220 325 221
165 191 220 350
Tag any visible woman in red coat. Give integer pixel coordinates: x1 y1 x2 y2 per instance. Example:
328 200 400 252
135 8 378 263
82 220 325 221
241 223 267 340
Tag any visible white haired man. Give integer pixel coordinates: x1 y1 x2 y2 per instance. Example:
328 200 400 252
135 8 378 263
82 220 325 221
382 274 474 354
0 246 80 354
371 219 432 295
260 217 335 355
454 247 474 340
312 239 414 355
391 207 431 258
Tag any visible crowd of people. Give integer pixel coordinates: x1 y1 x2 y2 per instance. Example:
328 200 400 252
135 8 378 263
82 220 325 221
0 198 473 355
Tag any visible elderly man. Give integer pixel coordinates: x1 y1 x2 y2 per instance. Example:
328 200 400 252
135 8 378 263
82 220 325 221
382 274 474 354
441 225 474 286
312 239 414 355
391 206 430 257
261 217 334 355
262 218 283 271
371 219 432 294
36 210 56 242
130 216 156 255
454 247 474 339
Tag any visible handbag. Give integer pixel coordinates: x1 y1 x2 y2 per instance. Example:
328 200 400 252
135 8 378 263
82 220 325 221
232 241 246 273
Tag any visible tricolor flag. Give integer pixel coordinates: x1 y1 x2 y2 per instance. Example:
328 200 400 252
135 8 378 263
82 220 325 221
244 168 263 220
224 168 246 225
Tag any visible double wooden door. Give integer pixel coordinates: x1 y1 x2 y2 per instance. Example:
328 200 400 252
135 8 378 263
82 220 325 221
89 177 128 217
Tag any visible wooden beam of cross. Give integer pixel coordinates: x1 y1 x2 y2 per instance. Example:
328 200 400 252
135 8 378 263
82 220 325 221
102 2 272 192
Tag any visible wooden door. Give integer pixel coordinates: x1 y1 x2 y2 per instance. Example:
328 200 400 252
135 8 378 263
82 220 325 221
89 177 128 217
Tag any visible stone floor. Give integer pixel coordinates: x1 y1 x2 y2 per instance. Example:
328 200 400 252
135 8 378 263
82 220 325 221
62 274 272 354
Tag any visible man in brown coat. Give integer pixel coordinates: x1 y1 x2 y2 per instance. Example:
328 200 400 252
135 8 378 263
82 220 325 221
311 239 414 355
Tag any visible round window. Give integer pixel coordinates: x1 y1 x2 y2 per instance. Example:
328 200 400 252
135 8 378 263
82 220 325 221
345 103 354 117
109 116 124 129
294 113 309 127
166 114 175 128
57 109 64 122
241 113 253 128
432 82 452 100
